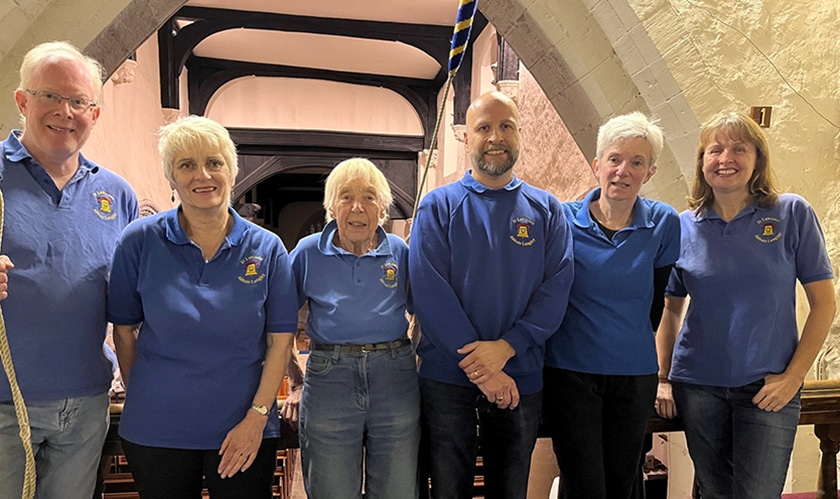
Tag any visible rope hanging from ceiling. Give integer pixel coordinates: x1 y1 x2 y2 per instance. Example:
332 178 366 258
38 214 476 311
0 190 37 499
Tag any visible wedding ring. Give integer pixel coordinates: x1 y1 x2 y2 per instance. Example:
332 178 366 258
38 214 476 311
473 370 479 379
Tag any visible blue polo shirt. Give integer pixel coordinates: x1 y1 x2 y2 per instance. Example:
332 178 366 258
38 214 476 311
107 208 299 449
545 188 680 375
409 172 574 395
290 220 410 345
0 131 137 402
667 194 833 387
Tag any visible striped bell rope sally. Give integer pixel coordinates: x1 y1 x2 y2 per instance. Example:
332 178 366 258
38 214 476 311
447 0 478 77
412 0 478 219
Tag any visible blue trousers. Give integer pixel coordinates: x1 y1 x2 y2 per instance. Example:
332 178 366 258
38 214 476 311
420 378 541 499
300 343 420 499
673 380 800 499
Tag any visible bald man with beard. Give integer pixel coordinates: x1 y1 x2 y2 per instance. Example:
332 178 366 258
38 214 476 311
409 91 574 499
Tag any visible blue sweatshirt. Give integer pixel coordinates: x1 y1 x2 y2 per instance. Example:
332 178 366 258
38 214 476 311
409 172 574 394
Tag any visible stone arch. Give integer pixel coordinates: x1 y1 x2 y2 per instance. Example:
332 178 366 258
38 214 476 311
479 0 695 206
0 0 187 132
89 0 692 204
0 0 693 203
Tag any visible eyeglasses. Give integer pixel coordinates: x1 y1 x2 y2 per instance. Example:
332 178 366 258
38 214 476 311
25 89 97 112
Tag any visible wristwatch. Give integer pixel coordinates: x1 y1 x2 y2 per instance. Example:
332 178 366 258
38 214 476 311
250 403 269 416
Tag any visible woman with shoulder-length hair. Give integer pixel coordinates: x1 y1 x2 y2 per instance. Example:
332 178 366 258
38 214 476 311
655 112 835 497
543 112 680 498
108 116 299 498
290 157 419 499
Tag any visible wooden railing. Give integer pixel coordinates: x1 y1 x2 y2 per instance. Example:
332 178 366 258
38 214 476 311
646 380 840 499
98 380 840 498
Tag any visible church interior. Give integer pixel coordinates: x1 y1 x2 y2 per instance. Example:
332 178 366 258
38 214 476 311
0 0 839 497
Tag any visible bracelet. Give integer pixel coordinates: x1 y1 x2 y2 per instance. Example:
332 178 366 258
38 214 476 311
657 376 670 382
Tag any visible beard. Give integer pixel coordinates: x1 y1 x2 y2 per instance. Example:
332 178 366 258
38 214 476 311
470 147 519 177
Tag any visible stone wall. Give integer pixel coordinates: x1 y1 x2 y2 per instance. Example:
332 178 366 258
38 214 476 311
631 0 840 377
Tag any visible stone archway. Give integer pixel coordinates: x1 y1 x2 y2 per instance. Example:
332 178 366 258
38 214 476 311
0 0 693 208
0 0 187 133
0 0 700 212
86 0 695 206
479 0 695 207
86 0 188 78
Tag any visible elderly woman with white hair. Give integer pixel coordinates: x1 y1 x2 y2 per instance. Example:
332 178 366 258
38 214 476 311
107 116 298 498
543 112 680 498
290 157 419 499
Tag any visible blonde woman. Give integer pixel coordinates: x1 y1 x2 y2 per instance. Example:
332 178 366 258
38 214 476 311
108 116 298 498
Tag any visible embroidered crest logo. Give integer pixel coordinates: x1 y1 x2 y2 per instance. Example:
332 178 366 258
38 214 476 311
510 217 536 247
380 262 398 288
93 190 117 220
754 217 782 243
239 256 266 284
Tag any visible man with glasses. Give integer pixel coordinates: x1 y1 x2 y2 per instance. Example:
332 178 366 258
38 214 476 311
0 41 137 499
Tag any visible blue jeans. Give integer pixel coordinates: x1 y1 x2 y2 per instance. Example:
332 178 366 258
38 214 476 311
672 380 800 499
300 342 420 499
0 393 109 499
543 368 657 499
420 378 541 499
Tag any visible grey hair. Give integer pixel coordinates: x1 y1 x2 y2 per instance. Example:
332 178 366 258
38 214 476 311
596 111 664 166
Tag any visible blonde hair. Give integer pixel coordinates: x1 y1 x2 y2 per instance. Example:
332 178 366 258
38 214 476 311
323 158 392 225
19 41 104 100
688 112 779 212
158 116 239 184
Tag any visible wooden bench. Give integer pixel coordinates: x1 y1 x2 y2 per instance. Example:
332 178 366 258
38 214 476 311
99 380 840 499
97 405 299 499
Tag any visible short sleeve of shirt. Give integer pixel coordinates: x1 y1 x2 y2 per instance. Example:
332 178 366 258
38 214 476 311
107 220 145 325
264 243 299 333
790 196 833 284
654 207 681 269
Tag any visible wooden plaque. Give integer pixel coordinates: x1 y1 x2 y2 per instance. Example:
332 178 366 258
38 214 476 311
750 106 772 128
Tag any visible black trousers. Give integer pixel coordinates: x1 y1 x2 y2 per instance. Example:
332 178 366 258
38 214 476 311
121 437 279 499
543 368 657 499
